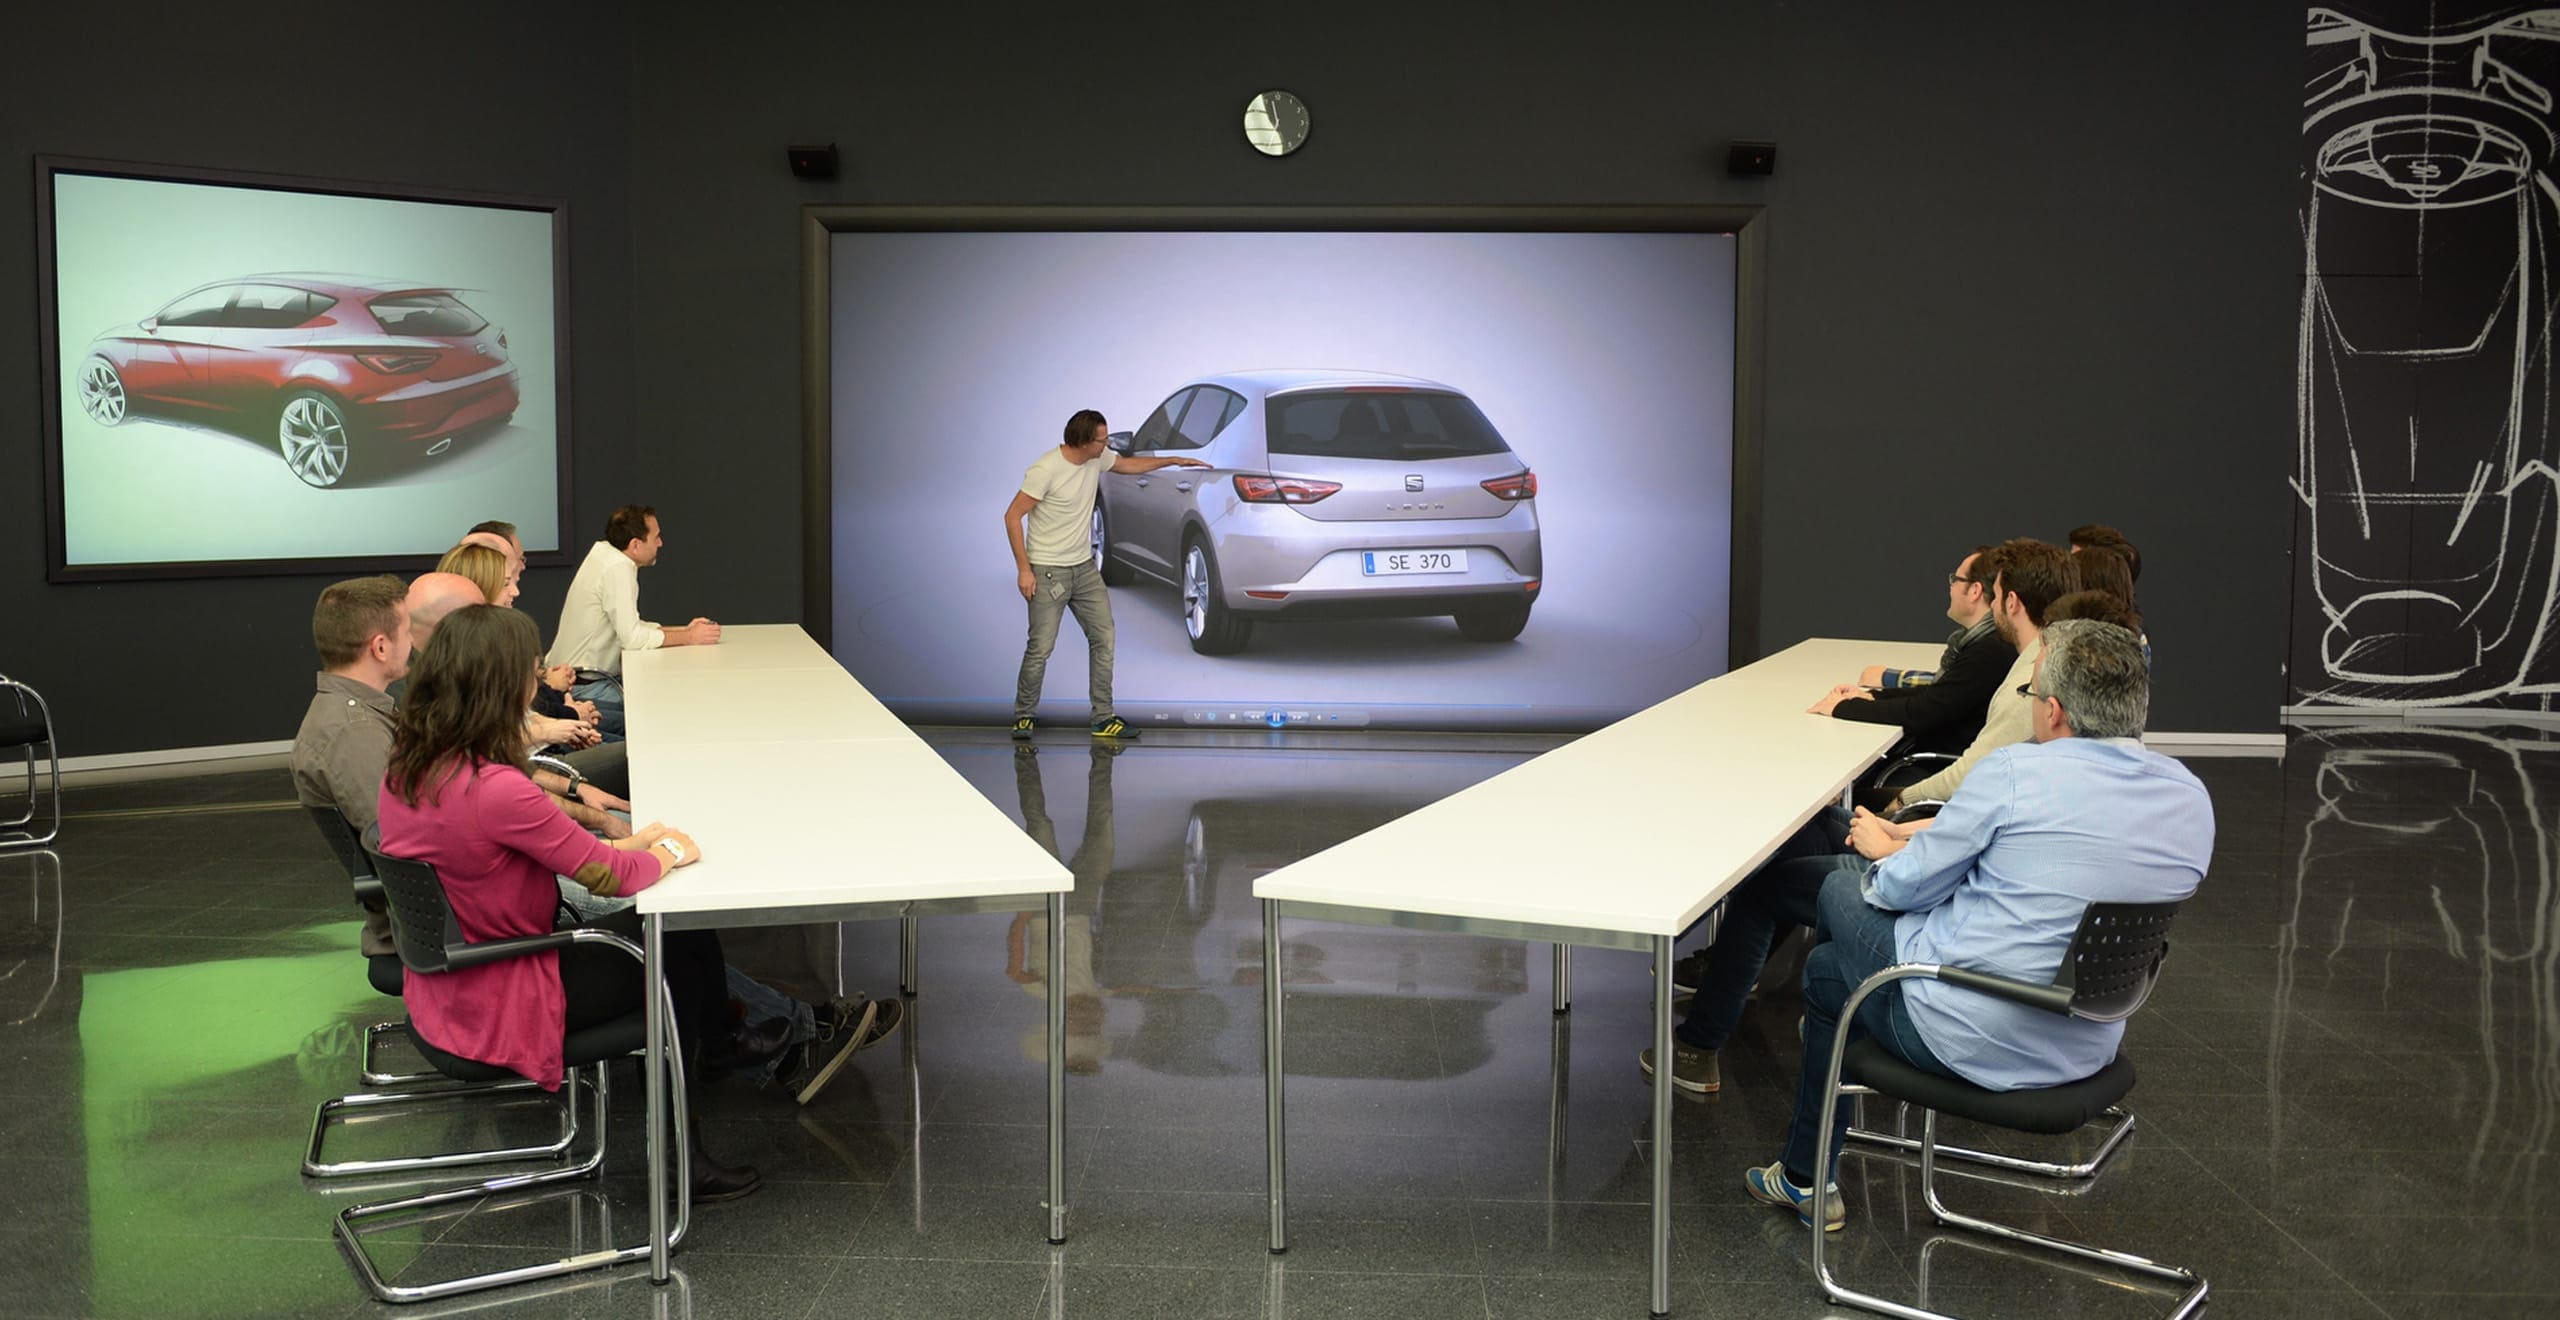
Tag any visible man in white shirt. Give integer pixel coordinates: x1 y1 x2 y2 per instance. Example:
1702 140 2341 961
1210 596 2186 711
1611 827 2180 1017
1005 410 1205 740
553 505 721 740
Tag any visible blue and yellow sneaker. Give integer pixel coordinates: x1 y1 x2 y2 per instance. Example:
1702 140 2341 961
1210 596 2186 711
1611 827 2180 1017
1010 717 1035 741
1089 716 1138 740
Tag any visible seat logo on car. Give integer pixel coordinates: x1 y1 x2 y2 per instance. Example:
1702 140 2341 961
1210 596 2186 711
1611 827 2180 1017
1404 475 1425 492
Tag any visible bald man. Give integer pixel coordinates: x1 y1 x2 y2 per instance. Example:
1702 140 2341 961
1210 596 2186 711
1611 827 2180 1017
404 573 630 805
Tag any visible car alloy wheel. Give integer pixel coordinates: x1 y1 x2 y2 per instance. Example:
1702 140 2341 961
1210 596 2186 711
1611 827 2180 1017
280 392 354 489
79 357 127 425
1182 540 1252 655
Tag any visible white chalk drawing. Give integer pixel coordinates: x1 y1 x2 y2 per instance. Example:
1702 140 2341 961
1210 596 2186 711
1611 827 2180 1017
2282 724 2559 1184
2295 5 2560 707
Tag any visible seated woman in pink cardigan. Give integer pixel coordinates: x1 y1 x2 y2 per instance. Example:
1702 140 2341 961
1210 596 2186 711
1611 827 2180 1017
377 604 758 1202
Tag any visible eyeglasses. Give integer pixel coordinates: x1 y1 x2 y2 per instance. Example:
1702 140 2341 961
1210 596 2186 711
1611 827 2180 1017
2016 682 2057 703
1947 573 1981 587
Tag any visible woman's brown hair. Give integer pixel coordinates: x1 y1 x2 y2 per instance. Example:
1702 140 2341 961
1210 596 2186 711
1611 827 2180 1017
386 604 541 806
436 542 510 608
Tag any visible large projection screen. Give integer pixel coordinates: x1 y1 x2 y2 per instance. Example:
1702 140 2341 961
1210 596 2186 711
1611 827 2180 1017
36 158 569 581
823 214 1746 734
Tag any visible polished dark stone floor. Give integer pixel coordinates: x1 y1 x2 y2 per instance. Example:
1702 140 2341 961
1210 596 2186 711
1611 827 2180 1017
3 723 2558 1317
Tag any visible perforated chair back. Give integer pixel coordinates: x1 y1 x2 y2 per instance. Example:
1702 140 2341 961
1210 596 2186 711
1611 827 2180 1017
367 849 466 976
305 807 374 889
2055 899 2181 1023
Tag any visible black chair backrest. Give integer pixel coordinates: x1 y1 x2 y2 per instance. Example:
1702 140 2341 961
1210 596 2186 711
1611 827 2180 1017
304 807 376 894
365 848 466 976
0 680 48 749
2055 899 2181 1023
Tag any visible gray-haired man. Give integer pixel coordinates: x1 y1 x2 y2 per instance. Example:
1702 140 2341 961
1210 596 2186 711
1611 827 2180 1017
1740 620 2213 1231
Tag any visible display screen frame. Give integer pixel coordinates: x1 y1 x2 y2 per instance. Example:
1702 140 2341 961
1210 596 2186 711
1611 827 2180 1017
33 155 575 583
799 204 1769 675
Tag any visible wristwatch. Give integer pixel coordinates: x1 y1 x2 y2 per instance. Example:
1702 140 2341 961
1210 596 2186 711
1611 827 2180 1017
659 837 688 864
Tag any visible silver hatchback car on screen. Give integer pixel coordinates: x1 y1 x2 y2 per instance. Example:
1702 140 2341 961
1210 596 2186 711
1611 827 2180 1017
1093 370 1543 655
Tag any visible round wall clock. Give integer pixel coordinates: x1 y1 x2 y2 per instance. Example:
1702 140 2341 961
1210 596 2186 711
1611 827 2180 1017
1244 91 1311 157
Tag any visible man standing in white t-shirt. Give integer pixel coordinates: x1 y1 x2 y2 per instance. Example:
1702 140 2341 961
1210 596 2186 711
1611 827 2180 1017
1006 409 1206 740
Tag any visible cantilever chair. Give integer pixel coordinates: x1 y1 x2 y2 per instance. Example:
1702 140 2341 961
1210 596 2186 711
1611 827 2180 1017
302 807 567 1178
1809 900 2206 1320
0 675 61 850
1837 801 2139 1182
333 847 694 1303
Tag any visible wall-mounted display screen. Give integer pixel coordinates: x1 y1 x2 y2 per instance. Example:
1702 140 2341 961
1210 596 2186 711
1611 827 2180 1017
37 159 568 580
829 227 1735 732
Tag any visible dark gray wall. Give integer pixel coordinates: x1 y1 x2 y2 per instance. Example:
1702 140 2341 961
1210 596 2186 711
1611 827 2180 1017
6 2 2300 753
1 3 635 757
629 1 2300 732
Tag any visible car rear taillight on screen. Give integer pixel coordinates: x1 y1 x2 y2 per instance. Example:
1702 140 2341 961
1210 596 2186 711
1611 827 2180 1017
1234 475 1342 504
1481 471 1538 501
355 351 439 374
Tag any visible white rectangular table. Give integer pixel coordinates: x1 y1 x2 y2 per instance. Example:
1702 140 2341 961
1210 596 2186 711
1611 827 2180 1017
624 626 1075 1280
1253 636 1948 1317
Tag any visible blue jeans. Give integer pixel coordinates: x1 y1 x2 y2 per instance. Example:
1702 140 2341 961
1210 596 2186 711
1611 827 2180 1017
1676 810 1853 1052
571 676 626 742
1015 560 1115 723
1780 867 1957 1187
553 878 813 1082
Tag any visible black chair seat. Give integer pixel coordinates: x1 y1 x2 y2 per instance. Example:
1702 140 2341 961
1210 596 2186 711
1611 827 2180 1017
0 711 46 748
367 953 405 998
409 1014 648 1085
1845 1038 2135 1136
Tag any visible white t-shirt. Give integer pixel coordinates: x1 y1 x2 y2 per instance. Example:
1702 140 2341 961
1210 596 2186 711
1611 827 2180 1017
1020 447 1108 567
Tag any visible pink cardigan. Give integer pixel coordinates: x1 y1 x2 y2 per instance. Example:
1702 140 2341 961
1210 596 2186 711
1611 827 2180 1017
377 761 662 1089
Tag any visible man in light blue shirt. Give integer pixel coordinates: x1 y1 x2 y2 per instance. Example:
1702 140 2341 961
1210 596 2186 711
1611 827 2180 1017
1746 619 2213 1231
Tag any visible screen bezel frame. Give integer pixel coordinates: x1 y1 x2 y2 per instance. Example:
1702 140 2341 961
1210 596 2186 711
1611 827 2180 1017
33 154 576 583
800 204 1767 669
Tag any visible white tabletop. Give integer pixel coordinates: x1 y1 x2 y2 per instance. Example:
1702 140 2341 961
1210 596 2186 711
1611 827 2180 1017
624 626 1072 921
614 623 840 675
1251 637 1952 939
620 666 913 746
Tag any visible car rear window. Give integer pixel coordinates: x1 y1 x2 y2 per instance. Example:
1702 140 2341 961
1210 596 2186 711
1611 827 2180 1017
1266 391 1512 460
369 293 488 336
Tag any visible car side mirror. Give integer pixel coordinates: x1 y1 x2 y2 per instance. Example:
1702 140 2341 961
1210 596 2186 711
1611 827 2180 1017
1108 431 1135 454
139 316 160 332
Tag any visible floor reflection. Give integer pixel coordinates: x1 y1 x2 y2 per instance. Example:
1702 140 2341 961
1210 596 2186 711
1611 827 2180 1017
9 727 2560 1316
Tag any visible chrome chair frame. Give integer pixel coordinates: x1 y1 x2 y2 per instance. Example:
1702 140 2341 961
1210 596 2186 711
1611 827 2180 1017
303 807 572 1179
333 851 693 1303
1837 800 2137 1182
1 850 63 1025
0 675 61 850
1807 905 2206 1320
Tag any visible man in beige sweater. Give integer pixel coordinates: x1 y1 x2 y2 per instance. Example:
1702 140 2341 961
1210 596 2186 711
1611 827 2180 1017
1886 538 2077 811
1646 538 2080 1094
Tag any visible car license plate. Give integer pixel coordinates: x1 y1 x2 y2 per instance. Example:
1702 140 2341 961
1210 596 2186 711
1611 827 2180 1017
1361 549 1468 576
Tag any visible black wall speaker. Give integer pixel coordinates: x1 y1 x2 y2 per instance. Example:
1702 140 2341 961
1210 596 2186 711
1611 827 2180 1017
787 144 839 180
1726 141 1776 177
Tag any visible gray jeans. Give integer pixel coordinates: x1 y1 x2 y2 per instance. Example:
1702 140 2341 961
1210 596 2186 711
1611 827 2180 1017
1015 559 1115 722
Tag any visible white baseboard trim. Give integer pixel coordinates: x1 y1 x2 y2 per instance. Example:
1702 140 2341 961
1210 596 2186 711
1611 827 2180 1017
2142 732 2285 757
2283 704 2560 729
58 739 295 786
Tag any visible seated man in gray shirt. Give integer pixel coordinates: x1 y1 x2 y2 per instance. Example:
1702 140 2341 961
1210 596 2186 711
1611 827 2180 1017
291 576 899 1102
1736 620 2213 1231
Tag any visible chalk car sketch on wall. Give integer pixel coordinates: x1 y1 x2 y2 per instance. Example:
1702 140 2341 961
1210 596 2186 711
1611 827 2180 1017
2294 5 2560 707
76 274 519 490
1093 371 1544 656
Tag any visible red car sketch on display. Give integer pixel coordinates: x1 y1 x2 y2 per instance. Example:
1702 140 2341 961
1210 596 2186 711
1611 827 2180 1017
73 273 520 489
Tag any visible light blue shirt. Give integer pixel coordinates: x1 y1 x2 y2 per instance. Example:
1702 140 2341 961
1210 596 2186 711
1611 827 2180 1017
1862 736 2214 1091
